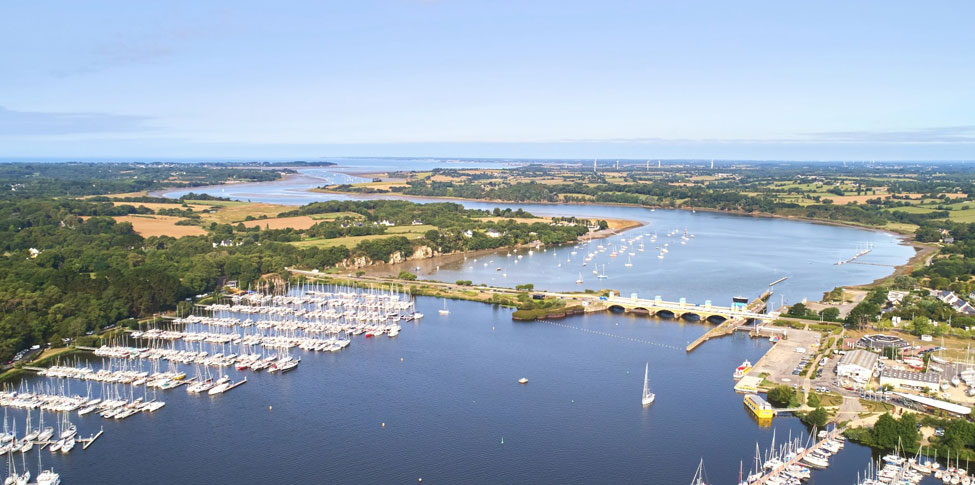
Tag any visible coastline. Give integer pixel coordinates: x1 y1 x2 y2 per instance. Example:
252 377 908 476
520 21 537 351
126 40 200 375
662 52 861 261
310 186 918 237
310 186 921 291
361 217 643 277
150 174 921 300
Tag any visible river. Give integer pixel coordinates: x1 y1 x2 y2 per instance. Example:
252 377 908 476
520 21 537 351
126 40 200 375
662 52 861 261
9 160 931 484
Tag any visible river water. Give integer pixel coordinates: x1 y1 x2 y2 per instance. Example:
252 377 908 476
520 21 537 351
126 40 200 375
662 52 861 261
9 161 931 484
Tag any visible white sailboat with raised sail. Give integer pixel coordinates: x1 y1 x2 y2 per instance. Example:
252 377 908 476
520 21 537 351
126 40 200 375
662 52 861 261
438 298 450 315
642 363 655 406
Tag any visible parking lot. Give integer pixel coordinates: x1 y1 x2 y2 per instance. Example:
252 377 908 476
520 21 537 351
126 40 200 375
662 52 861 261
750 327 822 389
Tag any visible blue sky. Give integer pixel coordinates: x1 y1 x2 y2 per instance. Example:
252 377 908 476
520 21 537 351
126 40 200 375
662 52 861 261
1 1 973 160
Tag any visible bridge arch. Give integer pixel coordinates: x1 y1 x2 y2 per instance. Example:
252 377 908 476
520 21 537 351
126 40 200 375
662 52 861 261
608 304 626 313
655 309 676 319
680 312 702 322
706 315 728 324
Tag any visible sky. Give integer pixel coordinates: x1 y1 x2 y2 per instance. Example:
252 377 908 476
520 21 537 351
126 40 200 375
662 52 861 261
1 1 974 161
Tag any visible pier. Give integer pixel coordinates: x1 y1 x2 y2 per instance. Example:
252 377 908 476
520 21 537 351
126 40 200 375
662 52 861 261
835 246 872 265
682 290 775 352
82 428 104 450
752 428 845 485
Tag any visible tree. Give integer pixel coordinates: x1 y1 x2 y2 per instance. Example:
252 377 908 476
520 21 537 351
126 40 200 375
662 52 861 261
872 413 900 449
819 307 841 321
897 412 919 449
767 385 797 408
786 303 810 318
802 407 829 429
807 392 821 408
397 271 417 281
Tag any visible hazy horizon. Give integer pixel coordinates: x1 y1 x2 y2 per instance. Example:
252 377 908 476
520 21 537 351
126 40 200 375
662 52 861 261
2 1 973 160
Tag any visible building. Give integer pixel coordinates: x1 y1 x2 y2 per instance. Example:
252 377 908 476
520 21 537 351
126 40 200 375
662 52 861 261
836 349 879 383
879 368 940 392
744 394 775 420
858 334 910 351
887 291 908 305
894 392 972 417
936 290 975 316
734 375 762 394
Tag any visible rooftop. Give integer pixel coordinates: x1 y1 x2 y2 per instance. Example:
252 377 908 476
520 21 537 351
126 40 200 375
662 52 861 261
838 349 879 370
894 392 972 415
880 368 940 384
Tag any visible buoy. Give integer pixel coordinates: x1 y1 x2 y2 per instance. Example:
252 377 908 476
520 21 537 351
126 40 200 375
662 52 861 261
268 405 272 411
401 357 404 362
382 422 385 427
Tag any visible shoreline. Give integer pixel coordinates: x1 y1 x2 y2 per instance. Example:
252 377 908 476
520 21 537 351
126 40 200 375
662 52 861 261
310 186 921 293
361 218 643 277
149 172 921 300
310 185 917 238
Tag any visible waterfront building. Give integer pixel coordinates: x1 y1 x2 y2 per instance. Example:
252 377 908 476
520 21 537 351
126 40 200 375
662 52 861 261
836 349 879 383
743 394 775 419
879 368 939 392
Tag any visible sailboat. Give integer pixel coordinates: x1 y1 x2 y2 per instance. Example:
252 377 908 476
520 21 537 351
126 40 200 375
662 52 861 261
689 458 708 485
576 273 583 284
642 363 655 406
34 448 59 485
438 298 450 315
597 264 608 279
625 256 633 268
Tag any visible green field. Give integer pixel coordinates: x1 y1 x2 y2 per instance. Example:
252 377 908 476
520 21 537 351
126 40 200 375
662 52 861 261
290 224 435 249
309 212 365 220
947 209 975 223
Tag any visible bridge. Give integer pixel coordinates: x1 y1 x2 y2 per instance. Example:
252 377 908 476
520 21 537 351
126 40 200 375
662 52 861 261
286 268 779 353
601 293 777 323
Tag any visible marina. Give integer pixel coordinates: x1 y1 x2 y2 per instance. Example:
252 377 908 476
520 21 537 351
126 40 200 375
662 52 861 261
2 283 427 483
120 167 920 484
0 167 921 483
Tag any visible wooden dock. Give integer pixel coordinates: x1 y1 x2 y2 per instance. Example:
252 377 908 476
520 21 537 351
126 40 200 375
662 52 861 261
82 427 104 450
223 377 247 393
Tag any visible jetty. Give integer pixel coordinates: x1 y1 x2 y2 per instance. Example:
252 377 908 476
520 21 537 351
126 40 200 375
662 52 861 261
835 244 873 265
81 427 104 450
684 289 774 352
752 428 846 485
